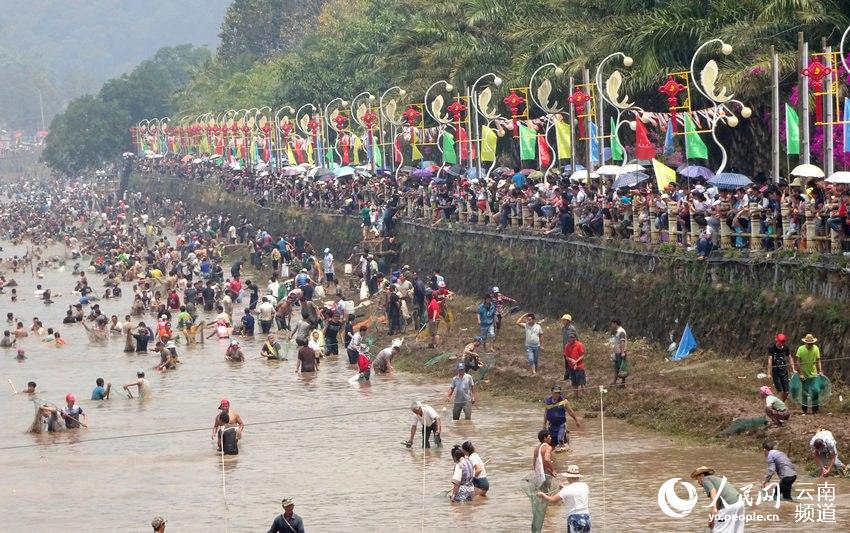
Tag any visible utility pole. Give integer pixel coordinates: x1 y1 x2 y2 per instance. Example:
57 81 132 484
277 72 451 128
771 46 780 183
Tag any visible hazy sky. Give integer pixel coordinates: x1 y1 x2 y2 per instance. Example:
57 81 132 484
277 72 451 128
0 0 230 129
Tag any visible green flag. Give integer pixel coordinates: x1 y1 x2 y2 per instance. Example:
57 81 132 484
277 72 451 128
610 117 624 161
325 146 334 163
373 144 382 166
442 131 457 164
518 124 536 160
785 103 800 155
684 114 708 160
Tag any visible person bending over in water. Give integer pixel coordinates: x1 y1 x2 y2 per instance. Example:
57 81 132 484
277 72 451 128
123 370 151 399
212 398 244 455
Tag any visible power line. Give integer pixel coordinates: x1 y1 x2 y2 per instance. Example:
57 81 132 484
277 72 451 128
3 404 423 451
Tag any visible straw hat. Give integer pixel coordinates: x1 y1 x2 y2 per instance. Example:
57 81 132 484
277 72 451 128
564 464 583 478
802 334 818 344
690 466 715 479
281 498 294 507
561 314 572 321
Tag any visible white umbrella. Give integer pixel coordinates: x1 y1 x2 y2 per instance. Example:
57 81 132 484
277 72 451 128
570 170 589 182
790 163 825 178
826 171 850 184
595 164 622 175
619 163 646 174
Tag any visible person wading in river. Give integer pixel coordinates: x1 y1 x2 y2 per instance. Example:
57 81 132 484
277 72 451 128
406 400 442 448
690 466 745 533
212 398 243 455
536 464 591 533
446 363 475 420
543 385 581 452
533 429 558 490
267 498 305 533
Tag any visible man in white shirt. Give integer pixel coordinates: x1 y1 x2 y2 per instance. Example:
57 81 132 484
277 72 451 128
405 401 441 448
257 297 276 334
537 464 591 532
322 248 335 287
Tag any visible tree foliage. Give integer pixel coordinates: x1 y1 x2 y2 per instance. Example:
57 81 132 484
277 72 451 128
217 0 326 63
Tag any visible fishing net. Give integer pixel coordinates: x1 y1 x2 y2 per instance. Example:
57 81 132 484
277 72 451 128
27 401 63 434
520 473 559 533
424 352 451 367
789 374 831 406
477 355 498 381
718 417 767 437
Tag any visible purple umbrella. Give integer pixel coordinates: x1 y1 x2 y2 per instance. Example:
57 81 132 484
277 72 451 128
411 169 434 179
677 165 714 180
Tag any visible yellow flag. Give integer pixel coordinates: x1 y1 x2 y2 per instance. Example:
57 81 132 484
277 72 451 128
555 120 572 159
652 158 676 190
306 142 314 165
353 137 363 165
481 125 497 162
286 142 296 165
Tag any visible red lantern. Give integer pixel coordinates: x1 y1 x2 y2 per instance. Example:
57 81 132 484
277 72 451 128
332 113 348 132
447 99 466 122
802 59 832 123
402 106 421 126
658 75 685 133
362 109 377 129
568 89 590 137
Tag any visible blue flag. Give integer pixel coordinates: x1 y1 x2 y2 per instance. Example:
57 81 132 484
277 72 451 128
664 119 674 156
589 121 600 163
672 323 698 361
843 98 850 154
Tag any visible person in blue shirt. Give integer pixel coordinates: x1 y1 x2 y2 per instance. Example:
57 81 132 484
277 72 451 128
240 308 255 336
91 377 110 400
543 385 581 451
476 294 497 350
512 167 526 188
199 258 211 278
295 269 311 288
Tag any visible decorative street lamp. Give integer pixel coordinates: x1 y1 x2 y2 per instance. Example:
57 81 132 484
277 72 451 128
689 39 752 175
595 52 634 167
380 86 406 170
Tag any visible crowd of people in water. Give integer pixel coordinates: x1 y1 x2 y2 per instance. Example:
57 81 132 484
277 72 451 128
2 168 846 532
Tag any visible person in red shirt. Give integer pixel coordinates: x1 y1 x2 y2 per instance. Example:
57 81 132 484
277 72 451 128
357 351 372 381
228 277 242 300
564 338 586 396
426 295 442 348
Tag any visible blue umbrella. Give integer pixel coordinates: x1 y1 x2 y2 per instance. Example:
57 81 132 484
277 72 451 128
334 166 355 178
677 165 715 180
563 164 586 172
612 171 650 189
708 172 752 190
420 160 436 169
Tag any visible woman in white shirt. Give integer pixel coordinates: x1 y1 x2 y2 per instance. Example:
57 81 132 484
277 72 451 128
449 445 475 502
537 464 591 532
462 441 489 496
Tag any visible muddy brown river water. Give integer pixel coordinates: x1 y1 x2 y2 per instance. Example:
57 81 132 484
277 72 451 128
0 241 847 532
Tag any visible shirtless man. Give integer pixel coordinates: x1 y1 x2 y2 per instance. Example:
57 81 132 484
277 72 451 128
533 430 558 490
212 398 244 455
123 370 151 399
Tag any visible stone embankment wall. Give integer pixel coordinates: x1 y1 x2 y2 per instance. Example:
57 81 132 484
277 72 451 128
135 174 850 381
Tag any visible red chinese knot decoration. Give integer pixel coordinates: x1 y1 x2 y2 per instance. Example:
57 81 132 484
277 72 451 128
802 59 833 123
658 75 685 133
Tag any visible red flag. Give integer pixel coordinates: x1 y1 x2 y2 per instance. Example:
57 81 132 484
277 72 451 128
538 134 552 168
458 126 476 161
341 135 350 165
215 135 224 156
293 140 305 164
263 139 271 162
634 113 656 160
394 137 403 162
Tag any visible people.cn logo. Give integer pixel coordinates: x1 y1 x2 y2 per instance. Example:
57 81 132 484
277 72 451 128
657 478 699 518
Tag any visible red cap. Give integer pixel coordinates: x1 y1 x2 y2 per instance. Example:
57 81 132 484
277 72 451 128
775 333 787 343
218 398 230 409
65 393 75 403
